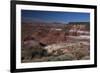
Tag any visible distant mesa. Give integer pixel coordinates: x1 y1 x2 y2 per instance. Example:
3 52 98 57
68 22 90 25
22 21 90 25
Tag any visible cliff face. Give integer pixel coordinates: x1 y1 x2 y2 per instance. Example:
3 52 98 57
21 22 90 62
22 22 90 45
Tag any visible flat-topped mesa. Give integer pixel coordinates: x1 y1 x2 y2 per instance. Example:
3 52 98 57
67 22 90 29
68 22 90 25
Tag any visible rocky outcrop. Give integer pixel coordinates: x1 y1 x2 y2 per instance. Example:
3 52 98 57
21 22 90 62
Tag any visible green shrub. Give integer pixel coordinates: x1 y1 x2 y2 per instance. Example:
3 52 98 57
71 48 89 60
81 56 90 60
46 53 76 61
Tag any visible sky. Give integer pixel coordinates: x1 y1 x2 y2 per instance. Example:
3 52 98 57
21 10 90 24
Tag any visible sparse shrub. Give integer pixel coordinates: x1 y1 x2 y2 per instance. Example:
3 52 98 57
30 46 48 59
56 50 64 55
56 53 76 61
71 48 89 60
21 45 48 62
81 56 90 60
21 50 32 61
51 50 64 56
47 53 76 61
47 56 59 61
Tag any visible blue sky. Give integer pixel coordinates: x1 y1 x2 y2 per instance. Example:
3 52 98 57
21 10 90 24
